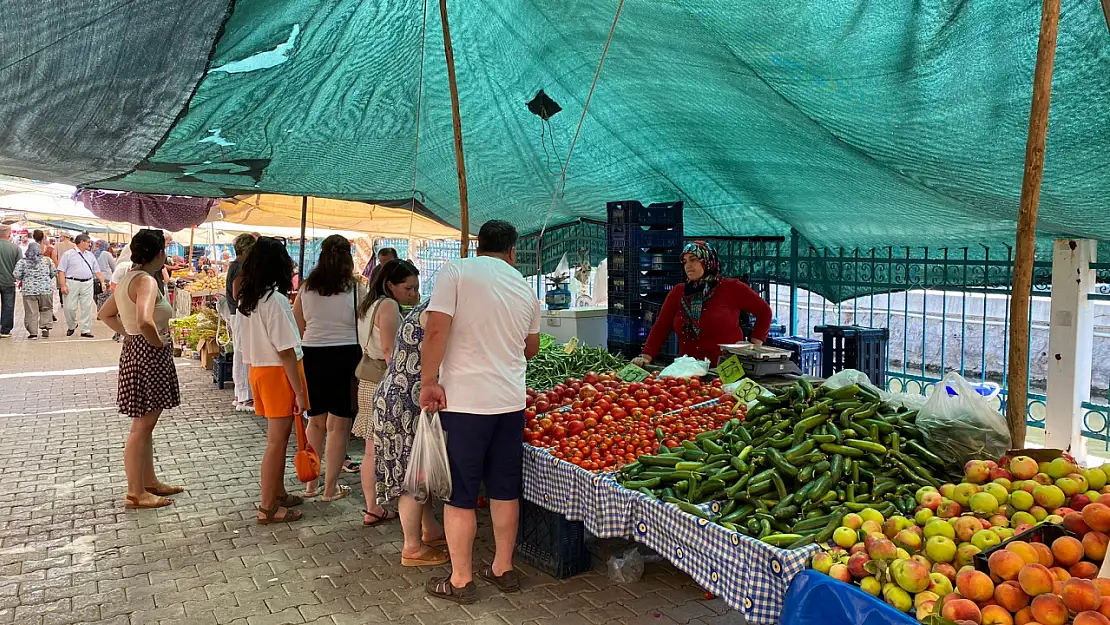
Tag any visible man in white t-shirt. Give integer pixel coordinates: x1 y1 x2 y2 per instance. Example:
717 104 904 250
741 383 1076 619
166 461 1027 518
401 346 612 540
421 220 541 604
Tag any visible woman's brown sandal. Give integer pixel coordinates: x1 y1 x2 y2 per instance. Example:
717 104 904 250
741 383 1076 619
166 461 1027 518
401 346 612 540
145 483 185 496
257 504 303 525
401 547 449 567
362 508 398 527
125 494 173 509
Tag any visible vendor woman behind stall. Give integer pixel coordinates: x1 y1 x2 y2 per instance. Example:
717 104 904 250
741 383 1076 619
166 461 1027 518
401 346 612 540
633 241 773 367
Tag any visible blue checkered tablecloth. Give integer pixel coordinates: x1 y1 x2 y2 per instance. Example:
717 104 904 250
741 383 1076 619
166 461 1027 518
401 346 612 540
521 444 820 625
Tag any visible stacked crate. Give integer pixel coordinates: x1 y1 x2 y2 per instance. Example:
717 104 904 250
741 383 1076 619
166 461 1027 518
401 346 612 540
606 201 684 361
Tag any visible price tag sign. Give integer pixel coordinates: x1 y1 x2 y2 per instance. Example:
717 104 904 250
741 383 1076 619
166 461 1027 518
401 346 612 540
563 337 579 354
717 354 745 384
733 378 769 403
617 363 650 383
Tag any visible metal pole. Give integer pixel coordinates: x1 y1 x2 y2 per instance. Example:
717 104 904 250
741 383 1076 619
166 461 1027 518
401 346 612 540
439 0 470 258
1006 0 1060 449
298 196 308 283
789 228 799 335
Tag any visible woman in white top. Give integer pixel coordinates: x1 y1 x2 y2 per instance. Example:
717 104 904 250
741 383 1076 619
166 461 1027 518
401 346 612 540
98 230 183 510
351 259 421 526
292 235 365 501
237 237 308 524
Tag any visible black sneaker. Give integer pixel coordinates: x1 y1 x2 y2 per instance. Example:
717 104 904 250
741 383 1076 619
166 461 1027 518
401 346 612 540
81 333 95 338
40 329 49 338
28 334 37 340
66 329 75 336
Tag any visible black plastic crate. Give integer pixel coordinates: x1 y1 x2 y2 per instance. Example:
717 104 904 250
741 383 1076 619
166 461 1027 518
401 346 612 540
814 325 890 387
607 200 683 227
608 247 683 275
609 335 679 361
516 498 592 579
609 225 683 251
973 523 1074 575
740 323 786 341
768 336 823 377
608 272 679 304
212 353 234 389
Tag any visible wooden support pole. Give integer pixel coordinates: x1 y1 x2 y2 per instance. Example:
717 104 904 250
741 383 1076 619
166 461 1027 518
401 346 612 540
1006 0 1061 449
1102 0 1110 33
439 0 470 258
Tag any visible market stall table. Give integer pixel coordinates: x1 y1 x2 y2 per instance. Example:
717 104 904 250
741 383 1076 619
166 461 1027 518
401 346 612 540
520 443 819 625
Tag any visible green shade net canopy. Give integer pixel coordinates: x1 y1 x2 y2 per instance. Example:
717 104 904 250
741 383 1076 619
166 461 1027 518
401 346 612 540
2 0 1109 272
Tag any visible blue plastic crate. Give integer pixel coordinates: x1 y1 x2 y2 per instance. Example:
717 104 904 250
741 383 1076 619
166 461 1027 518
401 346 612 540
768 335 823 377
607 200 683 227
516 499 592 579
607 315 648 343
608 224 683 250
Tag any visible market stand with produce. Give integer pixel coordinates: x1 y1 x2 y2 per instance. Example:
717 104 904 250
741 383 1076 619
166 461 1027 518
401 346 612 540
518 332 961 624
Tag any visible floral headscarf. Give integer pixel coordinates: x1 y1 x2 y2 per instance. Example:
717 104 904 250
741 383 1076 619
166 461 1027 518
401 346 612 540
679 241 721 340
24 241 42 263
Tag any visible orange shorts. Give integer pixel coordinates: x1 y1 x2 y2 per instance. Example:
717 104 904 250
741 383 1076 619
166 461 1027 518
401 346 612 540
249 362 309 418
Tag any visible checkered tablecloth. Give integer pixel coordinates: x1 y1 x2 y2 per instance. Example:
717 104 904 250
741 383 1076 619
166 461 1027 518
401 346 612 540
521 444 820 625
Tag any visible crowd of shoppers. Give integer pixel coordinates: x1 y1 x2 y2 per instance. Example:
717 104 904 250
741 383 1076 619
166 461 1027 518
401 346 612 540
2 220 542 606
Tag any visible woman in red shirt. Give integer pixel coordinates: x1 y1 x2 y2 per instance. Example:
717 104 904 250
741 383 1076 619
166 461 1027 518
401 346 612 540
634 241 773 367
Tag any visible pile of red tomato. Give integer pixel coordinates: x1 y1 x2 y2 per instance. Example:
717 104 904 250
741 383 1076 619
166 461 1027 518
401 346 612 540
524 372 744 472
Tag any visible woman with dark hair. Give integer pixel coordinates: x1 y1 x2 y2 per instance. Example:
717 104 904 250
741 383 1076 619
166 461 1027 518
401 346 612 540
292 234 365 501
98 229 182 509
238 237 307 524
351 261 444 560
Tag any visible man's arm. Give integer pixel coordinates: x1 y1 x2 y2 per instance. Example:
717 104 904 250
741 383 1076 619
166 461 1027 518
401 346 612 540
525 333 540 359
419 311 453 412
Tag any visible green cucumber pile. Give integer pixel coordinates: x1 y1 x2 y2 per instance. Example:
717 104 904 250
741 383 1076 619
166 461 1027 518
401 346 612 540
618 379 961 549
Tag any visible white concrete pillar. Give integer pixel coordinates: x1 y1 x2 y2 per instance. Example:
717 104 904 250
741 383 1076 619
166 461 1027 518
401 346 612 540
1044 239 1096 461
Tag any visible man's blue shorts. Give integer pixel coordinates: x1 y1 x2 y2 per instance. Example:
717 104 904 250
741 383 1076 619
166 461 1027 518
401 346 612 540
439 410 525 509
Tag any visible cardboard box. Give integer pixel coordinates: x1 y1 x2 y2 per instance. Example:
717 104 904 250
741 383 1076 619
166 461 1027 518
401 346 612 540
198 338 220 370
1006 448 1063 463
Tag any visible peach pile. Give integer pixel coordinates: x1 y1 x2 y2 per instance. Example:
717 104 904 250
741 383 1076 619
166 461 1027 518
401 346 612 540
810 454 1110 623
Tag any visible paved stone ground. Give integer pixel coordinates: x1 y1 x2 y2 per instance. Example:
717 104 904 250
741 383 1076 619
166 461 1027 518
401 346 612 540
0 302 745 625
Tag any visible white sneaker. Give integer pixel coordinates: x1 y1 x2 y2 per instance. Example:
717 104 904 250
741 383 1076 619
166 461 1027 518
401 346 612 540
235 401 255 412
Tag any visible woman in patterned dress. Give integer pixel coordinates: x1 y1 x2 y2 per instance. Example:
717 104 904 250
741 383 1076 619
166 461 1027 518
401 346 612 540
370 300 448 566
97 230 183 509
352 260 420 526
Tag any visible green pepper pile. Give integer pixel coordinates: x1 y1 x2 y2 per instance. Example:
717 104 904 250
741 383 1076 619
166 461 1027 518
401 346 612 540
618 379 961 549
525 334 628 391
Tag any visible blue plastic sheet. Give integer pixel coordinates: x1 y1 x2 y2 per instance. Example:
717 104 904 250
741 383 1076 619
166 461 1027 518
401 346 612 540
780 571 918 625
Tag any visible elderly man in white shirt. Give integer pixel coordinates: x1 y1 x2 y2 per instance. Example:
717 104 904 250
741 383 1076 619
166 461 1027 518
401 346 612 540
420 220 542 605
56 233 106 337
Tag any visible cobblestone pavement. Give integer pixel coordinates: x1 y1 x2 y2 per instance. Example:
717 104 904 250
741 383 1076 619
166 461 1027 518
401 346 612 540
0 303 746 625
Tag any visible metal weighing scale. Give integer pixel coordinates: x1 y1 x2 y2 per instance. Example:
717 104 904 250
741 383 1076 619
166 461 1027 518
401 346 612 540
719 343 802 378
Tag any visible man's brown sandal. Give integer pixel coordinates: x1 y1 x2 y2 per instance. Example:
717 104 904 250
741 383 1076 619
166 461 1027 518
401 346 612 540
257 504 303 525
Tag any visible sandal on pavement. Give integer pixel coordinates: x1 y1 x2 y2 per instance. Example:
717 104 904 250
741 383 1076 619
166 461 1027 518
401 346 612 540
321 485 351 502
279 493 304 508
304 483 319 498
401 547 449 567
479 566 521 593
257 504 303 525
362 508 398 527
341 458 361 473
125 494 173 509
423 537 448 548
425 576 477 605
146 483 185 496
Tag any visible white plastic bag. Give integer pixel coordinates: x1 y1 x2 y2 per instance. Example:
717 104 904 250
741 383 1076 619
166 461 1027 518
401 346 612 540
659 356 710 379
916 372 1011 464
403 410 453 504
607 548 645 584
822 369 926 412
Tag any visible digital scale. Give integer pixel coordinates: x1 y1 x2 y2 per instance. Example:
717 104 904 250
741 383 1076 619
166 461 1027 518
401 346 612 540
719 342 802 378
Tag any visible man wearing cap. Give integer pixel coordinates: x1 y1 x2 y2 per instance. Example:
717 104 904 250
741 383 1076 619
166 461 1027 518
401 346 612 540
57 234 106 338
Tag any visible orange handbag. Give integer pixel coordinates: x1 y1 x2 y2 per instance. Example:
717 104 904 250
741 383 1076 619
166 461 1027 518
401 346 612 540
293 413 319 483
